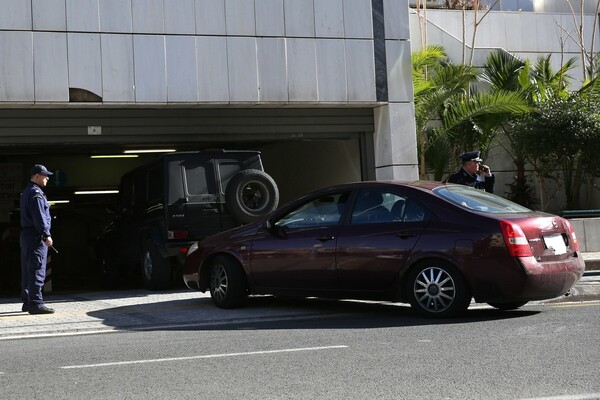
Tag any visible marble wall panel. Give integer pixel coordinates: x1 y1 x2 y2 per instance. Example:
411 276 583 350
316 39 347 101
287 38 318 101
227 37 259 101
102 34 135 101
33 0 67 31
133 35 167 102
33 33 69 101
67 33 103 98
0 32 34 101
132 0 164 33
257 38 288 101
165 0 196 34
196 36 230 101
67 0 100 32
166 36 198 101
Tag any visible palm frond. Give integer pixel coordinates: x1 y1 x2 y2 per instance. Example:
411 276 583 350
481 50 525 91
411 45 447 72
440 91 532 134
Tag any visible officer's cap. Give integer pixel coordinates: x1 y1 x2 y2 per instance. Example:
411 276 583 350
458 150 483 162
30 164 53 176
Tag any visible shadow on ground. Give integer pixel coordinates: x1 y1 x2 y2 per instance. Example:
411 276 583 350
86 295 541 332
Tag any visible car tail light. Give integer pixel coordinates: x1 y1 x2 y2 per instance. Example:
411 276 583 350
168 230 188 240
499 220 532 257
563 219 579 251
179 247 189 254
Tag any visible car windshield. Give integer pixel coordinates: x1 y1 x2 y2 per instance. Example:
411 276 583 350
434 185 531 213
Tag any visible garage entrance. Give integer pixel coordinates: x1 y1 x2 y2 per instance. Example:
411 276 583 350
0 107 374 295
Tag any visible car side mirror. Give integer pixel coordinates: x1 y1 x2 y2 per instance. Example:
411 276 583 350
267 221 287 239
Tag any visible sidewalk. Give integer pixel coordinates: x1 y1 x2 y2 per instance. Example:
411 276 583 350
1 254 599 341
582 251 600 271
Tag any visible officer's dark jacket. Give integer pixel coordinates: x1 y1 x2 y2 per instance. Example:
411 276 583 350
20 182 51 238
446 168 495 193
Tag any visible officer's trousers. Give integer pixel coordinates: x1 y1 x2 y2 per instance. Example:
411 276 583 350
20 231 47 307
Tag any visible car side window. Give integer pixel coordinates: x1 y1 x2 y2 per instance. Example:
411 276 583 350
146 165 163 203
351 189 430 224
275 192 350 229
184 162 216 196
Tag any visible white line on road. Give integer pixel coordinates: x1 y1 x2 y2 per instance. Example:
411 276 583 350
519 394 600 400
61 345 349 369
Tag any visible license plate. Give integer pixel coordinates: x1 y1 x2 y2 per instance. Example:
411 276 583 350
543 234 567 255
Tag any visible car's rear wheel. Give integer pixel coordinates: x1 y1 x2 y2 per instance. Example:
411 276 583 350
406 261 471 318
487 301 528 310
142 241 171 290
226 169 279 224
209 256 247 308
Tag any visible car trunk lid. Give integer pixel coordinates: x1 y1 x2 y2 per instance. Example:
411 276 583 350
499 216 579 260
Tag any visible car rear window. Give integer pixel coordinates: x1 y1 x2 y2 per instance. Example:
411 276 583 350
434 185 531 213
184 163 216 195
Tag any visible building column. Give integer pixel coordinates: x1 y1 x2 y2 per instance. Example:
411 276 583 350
372 0 418 181
374 102 418 180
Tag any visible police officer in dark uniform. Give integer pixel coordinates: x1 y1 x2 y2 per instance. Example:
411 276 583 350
20 164 55 314
447 150 495 193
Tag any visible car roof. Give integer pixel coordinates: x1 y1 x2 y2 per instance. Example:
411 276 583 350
325 180 444 192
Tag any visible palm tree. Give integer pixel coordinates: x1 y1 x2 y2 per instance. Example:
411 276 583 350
412 46 531 180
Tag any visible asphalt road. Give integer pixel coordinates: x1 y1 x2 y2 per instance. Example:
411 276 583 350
0 298 598 400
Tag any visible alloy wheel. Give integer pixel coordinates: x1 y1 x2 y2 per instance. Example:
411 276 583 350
210 263 228 303
413 266 456 314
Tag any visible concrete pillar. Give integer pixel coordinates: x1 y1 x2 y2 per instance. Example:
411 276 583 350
373 0 418 181
374 102 419 180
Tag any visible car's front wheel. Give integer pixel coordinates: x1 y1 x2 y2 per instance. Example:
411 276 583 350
209 255 247 308
406 261 471 318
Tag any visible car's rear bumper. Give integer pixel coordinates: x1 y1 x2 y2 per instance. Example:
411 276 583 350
516 254 585 299
471 253 585 303
163 241 194 256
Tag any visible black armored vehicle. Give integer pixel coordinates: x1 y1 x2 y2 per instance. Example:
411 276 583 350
96 150 278 289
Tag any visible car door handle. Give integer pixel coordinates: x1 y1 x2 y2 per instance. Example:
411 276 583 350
396 231 417 239
317 235 335 242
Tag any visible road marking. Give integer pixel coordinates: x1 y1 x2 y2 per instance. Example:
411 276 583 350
545 301 600 308
519 394 600 400
61 345 349 369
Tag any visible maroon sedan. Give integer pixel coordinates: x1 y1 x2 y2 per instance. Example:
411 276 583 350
183 181 584 317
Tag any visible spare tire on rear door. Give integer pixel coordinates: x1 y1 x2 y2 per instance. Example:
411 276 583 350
225 169 279 224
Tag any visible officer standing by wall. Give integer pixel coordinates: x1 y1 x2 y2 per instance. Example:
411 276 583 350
20 164 55 314
447 150 495 193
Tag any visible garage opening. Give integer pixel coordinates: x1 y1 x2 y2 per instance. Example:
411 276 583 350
0 107 374 296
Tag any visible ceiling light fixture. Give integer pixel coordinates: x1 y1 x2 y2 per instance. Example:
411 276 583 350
49 200 70 205
90 155 139 159
74 190 119 195
123 149 177 154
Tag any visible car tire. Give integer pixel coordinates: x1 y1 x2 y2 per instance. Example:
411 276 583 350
487 301 528 310
142 241 171 290
406 261 471 318
209 255 247 308
225 169 279 224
